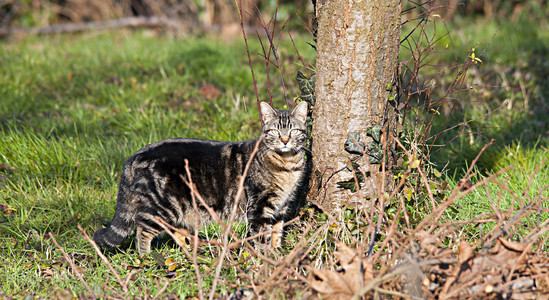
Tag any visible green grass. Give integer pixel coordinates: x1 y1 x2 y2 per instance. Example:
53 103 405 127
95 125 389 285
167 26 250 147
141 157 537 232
398 12 549 243
0 29 316 297
441 142 549 245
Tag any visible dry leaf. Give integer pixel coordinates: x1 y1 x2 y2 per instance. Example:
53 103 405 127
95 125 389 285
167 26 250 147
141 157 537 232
173 228 191 248
165 257 180 272
51 288 73 300
0 204 15 216
200 82 220 100
308 243 373 300
487 238 529 266
499 237 530 253
0 163 14 170
151 251 166 267
104 76 122 85
458 240 474 265
417 230 439 255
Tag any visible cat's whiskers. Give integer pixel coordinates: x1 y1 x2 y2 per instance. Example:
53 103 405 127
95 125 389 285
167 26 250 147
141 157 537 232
298 146 312 154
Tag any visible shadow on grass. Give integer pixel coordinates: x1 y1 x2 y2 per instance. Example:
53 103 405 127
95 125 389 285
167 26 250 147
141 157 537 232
430 103 548 178
422 16 549 178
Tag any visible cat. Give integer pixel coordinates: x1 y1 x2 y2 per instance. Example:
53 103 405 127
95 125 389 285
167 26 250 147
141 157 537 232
93 101 308 253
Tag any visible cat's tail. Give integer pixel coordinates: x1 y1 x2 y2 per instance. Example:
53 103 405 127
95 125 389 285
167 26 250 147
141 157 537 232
93 166 136 249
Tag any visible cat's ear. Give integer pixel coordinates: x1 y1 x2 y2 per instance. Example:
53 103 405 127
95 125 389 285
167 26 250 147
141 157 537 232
260 101 278 123
291 101 308 123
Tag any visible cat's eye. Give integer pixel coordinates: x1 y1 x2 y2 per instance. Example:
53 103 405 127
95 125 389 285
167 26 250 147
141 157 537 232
268 129 280 135
290 129 302 135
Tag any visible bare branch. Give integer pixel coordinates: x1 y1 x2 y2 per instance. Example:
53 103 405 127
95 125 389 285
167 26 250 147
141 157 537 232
50 233 95 297
0 16 186 37
77 224 128 294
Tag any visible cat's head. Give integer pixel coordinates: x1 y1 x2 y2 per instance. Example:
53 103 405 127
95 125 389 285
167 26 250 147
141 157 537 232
260 101 308 154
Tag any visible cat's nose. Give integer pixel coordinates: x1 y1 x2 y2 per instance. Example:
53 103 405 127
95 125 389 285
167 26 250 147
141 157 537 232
281 136 290 145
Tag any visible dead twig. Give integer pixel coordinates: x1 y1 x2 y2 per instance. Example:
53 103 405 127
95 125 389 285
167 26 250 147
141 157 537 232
184 159 205 300
77 224 129 294
152 279 171 300
50 233 95 297
209 135 263 300
235 0 261 121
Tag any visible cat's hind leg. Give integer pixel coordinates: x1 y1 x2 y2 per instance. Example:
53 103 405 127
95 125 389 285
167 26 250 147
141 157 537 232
135 226 160 253
135 214 162 253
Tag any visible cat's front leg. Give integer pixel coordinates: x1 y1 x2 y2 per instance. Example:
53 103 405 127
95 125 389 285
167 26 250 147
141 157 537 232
245 188 285 251
271 220 284 248
247 217 282 252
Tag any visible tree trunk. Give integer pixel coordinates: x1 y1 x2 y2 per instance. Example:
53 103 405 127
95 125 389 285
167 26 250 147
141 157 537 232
310 0 401 213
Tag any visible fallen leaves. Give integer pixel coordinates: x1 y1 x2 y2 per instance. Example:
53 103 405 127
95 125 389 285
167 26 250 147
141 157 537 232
0 204 15 216
0 163 14 170
50 288 75 300
103 76 123 85
200 82 220 100
422 237 549 299
164 256 180 272
308 243 374 299
302 230 549 300
33 252 93 280
151 251 167 267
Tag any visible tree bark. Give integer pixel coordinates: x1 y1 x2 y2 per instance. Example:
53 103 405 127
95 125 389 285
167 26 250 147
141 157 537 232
311 0 401 213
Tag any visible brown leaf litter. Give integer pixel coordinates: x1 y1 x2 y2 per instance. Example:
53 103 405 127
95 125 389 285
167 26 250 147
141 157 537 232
307 243 374 299
303 233 549 299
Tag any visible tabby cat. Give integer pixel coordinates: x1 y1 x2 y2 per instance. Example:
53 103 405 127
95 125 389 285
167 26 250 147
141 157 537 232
93 101 308 252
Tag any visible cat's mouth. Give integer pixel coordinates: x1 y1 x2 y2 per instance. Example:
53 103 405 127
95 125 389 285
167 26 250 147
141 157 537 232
264 142 301 155
275 145 299 155
279 146 293 153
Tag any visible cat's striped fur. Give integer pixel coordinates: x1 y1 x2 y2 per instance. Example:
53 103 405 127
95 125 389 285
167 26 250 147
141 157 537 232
93 101 308 252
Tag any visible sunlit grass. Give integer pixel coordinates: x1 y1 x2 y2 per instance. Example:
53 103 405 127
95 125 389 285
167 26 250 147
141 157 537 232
0 29 318 296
